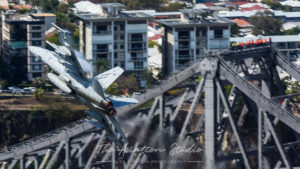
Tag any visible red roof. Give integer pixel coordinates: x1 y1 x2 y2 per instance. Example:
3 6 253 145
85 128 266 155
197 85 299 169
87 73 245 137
232 1 249 6
240 5 266 11
71 0 105 3
149 34 162 41
232 18 252 27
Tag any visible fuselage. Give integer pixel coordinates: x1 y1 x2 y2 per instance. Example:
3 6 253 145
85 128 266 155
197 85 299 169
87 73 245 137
29 46 110 111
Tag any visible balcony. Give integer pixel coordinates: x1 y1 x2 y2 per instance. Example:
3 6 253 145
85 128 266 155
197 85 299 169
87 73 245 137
4 41 27 49
133 66 144 70
129 38 144 42
130 57 147 61
128 47 146 52
176 54 193 60
93 30 112 35
93 49 110 54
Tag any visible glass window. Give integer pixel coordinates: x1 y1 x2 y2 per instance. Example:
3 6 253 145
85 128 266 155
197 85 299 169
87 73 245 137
32 40 41 46
32 32 42 38
32 73 42 78
32 26 41 30
32 65 42 70
32 56 40 62
214 29 223 38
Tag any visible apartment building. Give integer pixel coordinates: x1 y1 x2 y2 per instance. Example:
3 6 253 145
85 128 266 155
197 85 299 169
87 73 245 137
76 3 153 78
159 9 233 75
1 11 46 82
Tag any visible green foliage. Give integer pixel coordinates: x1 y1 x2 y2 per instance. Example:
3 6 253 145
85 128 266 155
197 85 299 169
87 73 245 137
34 87 45 100
249 11 283 36
94 60 110 74
116 73 140 94
231 24 241 37
17 7 30 14
32 77 45 89
0 80 9 89
46 34 60 50
162 2 185 12
56 12 76 33
42 0 59 13
148 40 162 52
105 83 120 95
72 27 80 49
284 27 300 35
262 0 293 11
142 69 158 87
113 0 165 10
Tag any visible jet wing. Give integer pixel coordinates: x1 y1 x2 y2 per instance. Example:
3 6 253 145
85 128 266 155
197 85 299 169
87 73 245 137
108 96 139 107
74 50 93 76
85 110 128 146
94 66 124 90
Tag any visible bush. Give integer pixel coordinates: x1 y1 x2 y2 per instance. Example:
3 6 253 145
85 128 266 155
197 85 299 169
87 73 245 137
34 88 45 100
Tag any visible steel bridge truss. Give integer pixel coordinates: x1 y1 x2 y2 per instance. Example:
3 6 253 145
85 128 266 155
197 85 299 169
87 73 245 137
0 46 300 169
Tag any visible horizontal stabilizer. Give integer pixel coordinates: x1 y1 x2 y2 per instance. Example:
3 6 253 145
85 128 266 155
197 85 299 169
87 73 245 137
94 66 124 90
108 96 139 107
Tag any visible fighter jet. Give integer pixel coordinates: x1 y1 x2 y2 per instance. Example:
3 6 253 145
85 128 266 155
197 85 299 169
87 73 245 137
29 24 138 144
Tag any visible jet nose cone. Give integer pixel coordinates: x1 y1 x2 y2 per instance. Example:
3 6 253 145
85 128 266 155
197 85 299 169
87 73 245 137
29 46 50 61
28 46 41 55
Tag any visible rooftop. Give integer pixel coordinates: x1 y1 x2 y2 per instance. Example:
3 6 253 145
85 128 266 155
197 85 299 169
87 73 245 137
3 12 42 23
31 13 56 17
232 18 252 27
159 16 234 27
231 35 300 43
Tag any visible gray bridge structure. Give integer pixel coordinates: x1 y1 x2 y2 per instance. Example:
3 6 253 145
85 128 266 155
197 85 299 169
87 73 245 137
0 45 300 169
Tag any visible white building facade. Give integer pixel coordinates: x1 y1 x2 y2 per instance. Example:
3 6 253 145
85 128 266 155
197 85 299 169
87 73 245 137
77 3 153 78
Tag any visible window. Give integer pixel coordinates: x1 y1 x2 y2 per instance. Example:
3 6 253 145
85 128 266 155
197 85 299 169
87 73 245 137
120 35 124 40
94 25 107 34
202 30 207 36
120 45 124 49
114 26 118 31
114 44 118 49
32 26 41 30
32 32 41 38
120 24 124 30
32 65 42 70
214 29 223 38
32 40 41 46
134 62 143 69
32 56 40 62
32 73 42 78
96 44 108 50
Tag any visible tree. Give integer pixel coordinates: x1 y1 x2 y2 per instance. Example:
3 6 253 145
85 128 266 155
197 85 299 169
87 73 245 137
34 87 45 100
230 24 241 37
116 73 140 94
284 27 300 35
94 60 110 74
262 0 293 12
32 77 45 89
249 11 283 36
162 2 185 12
42 0 59 13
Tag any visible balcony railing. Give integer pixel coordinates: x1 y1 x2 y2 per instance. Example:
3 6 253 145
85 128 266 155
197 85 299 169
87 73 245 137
175 54 193 59
133 66 144 70
128 47 146 51
93 30 112 35
93 49 110 53
130 57 147 61
129 38 144 42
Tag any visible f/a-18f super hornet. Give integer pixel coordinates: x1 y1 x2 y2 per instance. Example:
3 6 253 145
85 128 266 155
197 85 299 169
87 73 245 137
29 24 138 144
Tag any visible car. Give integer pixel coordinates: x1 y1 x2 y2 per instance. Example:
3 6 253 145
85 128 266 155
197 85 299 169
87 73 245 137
22 88 34 94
